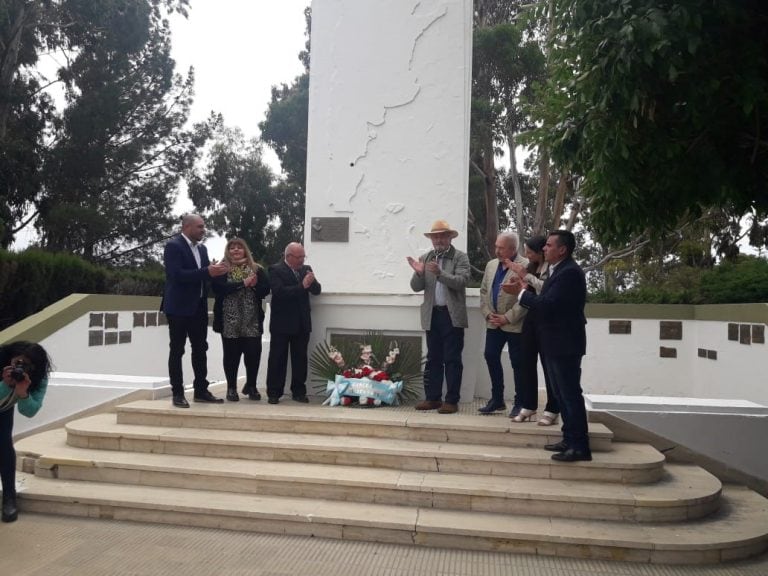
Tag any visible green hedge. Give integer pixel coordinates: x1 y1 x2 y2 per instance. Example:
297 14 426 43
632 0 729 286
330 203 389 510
0 249 164 329
590 256 768 304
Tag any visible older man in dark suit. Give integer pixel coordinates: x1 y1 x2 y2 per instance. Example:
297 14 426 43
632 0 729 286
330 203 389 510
502 230 590 461
162 214 229 408
266 242 321 404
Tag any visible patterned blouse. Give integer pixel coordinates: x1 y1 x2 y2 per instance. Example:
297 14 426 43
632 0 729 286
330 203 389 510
221 264 262 338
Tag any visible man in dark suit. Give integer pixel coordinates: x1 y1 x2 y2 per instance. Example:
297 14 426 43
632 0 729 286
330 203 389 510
502 230 590 461
266 242 321 404
162 214 229 408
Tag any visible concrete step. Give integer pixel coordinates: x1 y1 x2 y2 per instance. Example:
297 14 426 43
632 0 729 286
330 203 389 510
14 474 768 565
116 400 615 451
62 413 664 483
18 429 720 523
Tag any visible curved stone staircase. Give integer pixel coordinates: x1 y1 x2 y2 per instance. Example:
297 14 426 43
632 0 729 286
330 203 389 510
13 400 768 564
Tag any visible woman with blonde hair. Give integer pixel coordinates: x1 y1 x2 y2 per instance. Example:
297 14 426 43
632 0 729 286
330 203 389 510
212 238 270 401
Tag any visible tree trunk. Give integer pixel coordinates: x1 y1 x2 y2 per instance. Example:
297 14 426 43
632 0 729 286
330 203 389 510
533 148 550 236
507 132 525 241
482 140 498 256
551 167 570 230
0 2 28 140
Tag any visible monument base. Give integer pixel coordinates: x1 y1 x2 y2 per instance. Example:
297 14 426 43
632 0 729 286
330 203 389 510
307 292 487 403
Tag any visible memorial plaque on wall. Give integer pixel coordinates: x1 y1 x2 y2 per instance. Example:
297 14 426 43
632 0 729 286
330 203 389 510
310 217 349 243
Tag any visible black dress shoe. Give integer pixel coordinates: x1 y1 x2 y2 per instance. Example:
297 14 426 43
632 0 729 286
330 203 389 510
478 400 506 414
248 390 262 401
194 391 224 403
551 448 592 462
2 496 18 523
267 396 279 405
172 395 190 408
508 404 522 418
241 385 253 396
544 440 569 452
292 395 309 403
226 390 239 402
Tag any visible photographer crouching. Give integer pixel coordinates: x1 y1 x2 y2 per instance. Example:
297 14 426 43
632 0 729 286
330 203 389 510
0 341 52 522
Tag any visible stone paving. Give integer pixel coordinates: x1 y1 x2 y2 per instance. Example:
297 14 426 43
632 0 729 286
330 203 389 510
2 512 768 576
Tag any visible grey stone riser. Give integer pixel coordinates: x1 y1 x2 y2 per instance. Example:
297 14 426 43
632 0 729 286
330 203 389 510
32 445 721 523
15 476 768 565
116 401 615 451
64 416 664 484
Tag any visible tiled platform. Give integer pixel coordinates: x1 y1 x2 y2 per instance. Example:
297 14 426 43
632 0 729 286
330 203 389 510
3 512 768 576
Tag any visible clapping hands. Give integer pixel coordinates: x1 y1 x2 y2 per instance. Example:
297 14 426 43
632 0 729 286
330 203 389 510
501 275 527 296
302 270 316 289
208 260 230 277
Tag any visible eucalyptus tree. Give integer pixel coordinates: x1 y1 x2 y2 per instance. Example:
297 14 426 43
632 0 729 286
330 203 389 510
469 0 546 262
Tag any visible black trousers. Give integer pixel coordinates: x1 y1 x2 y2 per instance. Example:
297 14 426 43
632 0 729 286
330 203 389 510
266 332 310 399
166 298 209 396
542 353 589 451
0 408 16 499
221 336 262 390
519 318 559 413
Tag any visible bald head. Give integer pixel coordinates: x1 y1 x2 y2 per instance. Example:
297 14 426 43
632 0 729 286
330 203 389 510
284 242 306 271
181 214 205 242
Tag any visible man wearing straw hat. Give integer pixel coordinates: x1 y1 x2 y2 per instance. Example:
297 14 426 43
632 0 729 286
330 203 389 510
407 220 471 414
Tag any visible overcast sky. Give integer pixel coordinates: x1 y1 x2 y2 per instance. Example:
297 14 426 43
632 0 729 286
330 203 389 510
170 1 309 143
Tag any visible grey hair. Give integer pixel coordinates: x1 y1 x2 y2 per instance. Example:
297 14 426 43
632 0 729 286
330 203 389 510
497 231 519 251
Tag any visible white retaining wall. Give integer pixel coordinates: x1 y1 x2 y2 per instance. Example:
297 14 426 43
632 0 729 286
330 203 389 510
27 296 768 406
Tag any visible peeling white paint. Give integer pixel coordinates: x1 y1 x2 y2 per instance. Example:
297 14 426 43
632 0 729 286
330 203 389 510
305 0 472 294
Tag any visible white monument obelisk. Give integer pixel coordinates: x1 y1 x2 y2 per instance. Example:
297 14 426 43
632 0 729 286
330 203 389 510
302 0 484 401
304 0 473 294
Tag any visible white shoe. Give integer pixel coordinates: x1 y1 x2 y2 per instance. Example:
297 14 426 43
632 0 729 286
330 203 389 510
511 408 536 422
537 411 559 426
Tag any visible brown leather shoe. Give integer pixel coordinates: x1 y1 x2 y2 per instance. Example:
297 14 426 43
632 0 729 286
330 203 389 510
415 400 442 411
437 402 458 414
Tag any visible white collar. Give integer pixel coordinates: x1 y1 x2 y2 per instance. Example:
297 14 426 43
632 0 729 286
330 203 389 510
181 233 198 248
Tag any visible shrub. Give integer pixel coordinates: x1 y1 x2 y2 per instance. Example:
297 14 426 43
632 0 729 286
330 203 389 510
0 249 164 329
698 256 768 304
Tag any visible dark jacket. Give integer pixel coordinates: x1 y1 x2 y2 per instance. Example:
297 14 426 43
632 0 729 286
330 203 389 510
519 257 587 357
161 234 212 316
211 266 270 334
268 261 321 335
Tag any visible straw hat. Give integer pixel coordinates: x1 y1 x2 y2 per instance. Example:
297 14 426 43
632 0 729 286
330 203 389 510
423 219 459 239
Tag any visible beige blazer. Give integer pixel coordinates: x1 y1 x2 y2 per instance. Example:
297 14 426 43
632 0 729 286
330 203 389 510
479 254 529 333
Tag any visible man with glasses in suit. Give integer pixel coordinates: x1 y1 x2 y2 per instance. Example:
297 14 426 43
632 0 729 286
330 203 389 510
266 242 322 404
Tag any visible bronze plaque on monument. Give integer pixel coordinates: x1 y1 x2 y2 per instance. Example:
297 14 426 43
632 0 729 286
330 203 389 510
310 217 349 243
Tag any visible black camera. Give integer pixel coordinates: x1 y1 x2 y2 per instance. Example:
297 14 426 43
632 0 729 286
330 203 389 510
10 364 27 382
